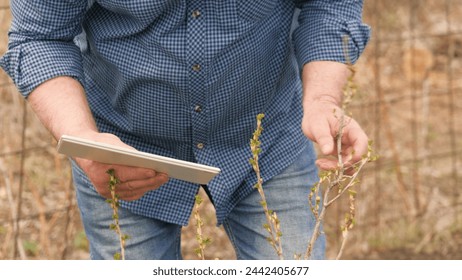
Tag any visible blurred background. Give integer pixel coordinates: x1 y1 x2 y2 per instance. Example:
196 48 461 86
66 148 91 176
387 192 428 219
1 0 461 260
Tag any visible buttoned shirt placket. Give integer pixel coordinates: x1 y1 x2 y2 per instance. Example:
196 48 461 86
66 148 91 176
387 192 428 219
188 0 208 164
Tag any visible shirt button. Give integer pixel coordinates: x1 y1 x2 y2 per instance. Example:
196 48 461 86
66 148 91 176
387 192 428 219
192 64 201 72
197 143 204 149
192 10 201 19
194 105 202 113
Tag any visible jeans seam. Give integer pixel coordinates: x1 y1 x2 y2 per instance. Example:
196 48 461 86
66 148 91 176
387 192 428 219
175 226 182 260
223 220 242 260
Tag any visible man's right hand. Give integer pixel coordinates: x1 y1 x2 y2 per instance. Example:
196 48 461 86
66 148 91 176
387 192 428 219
26 77 168 200
73 132 169 201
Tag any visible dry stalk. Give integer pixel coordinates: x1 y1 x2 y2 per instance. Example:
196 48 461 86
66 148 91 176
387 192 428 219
336 189 356 259
106 169 130 260
61 175 77 259
27 179 51 258
0 162 27 259
249 113 283 260
305 50 377 259
193 194 212 260
14 100 27 259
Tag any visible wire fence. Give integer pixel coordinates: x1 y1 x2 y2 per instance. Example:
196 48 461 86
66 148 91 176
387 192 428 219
1 0 462 260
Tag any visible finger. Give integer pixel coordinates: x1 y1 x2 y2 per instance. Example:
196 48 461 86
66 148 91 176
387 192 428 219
316 158 359 176
305 117 336 155
118 173 169 193
119 176 169 201
110 165 158 182
341 122 368 163
315 158 338 171
93 169 168 200
340 145 355 163
319 135 335 156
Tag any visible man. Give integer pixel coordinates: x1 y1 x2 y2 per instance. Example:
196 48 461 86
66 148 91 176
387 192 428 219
1 0 370 259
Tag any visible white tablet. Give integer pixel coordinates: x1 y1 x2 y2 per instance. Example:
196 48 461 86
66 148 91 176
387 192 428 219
57 135 221 185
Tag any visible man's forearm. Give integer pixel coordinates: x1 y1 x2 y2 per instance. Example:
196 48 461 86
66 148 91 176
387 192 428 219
27 76 169 200
27 76 98 140
301 61 350 107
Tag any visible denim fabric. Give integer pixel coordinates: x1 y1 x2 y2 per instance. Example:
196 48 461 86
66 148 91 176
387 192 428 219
71 142 325 260
223 143 325 260
72 161 183 260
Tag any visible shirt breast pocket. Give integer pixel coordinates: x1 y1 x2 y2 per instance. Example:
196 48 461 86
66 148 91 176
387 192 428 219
237 0 277 21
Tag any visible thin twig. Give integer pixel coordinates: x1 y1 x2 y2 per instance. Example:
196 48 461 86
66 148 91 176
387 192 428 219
336 188 357 260
250 114 284 260
336 230 349 260
325 158 368 207
27 177 51 258
305 40 377 259
193 194 211 260
13 100 27 259
1 163 27 259
305 106 348 259
106 169 130 260
305 179 333 259
61 174 76 260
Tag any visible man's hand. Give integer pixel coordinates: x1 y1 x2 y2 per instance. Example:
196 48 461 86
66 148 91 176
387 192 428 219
74 132 169 201
302 99 368 171
301 61 368 171
27 77 169 201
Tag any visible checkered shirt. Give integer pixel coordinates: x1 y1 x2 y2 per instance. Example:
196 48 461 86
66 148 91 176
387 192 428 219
1 0 370 225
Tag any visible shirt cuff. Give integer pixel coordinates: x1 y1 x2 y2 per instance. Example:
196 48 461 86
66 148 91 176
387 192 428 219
293 16 371 68
0 40 84 98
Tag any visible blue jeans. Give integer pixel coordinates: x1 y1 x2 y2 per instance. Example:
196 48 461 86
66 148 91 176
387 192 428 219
71 146 325 260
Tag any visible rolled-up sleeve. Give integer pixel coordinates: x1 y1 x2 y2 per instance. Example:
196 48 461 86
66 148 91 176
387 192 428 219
0 0 88 97
293 0 371 67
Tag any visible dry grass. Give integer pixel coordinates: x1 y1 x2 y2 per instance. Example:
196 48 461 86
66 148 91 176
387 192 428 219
1 0 462 260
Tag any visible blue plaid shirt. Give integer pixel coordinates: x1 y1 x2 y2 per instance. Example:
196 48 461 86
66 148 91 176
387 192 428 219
1 0 370 225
